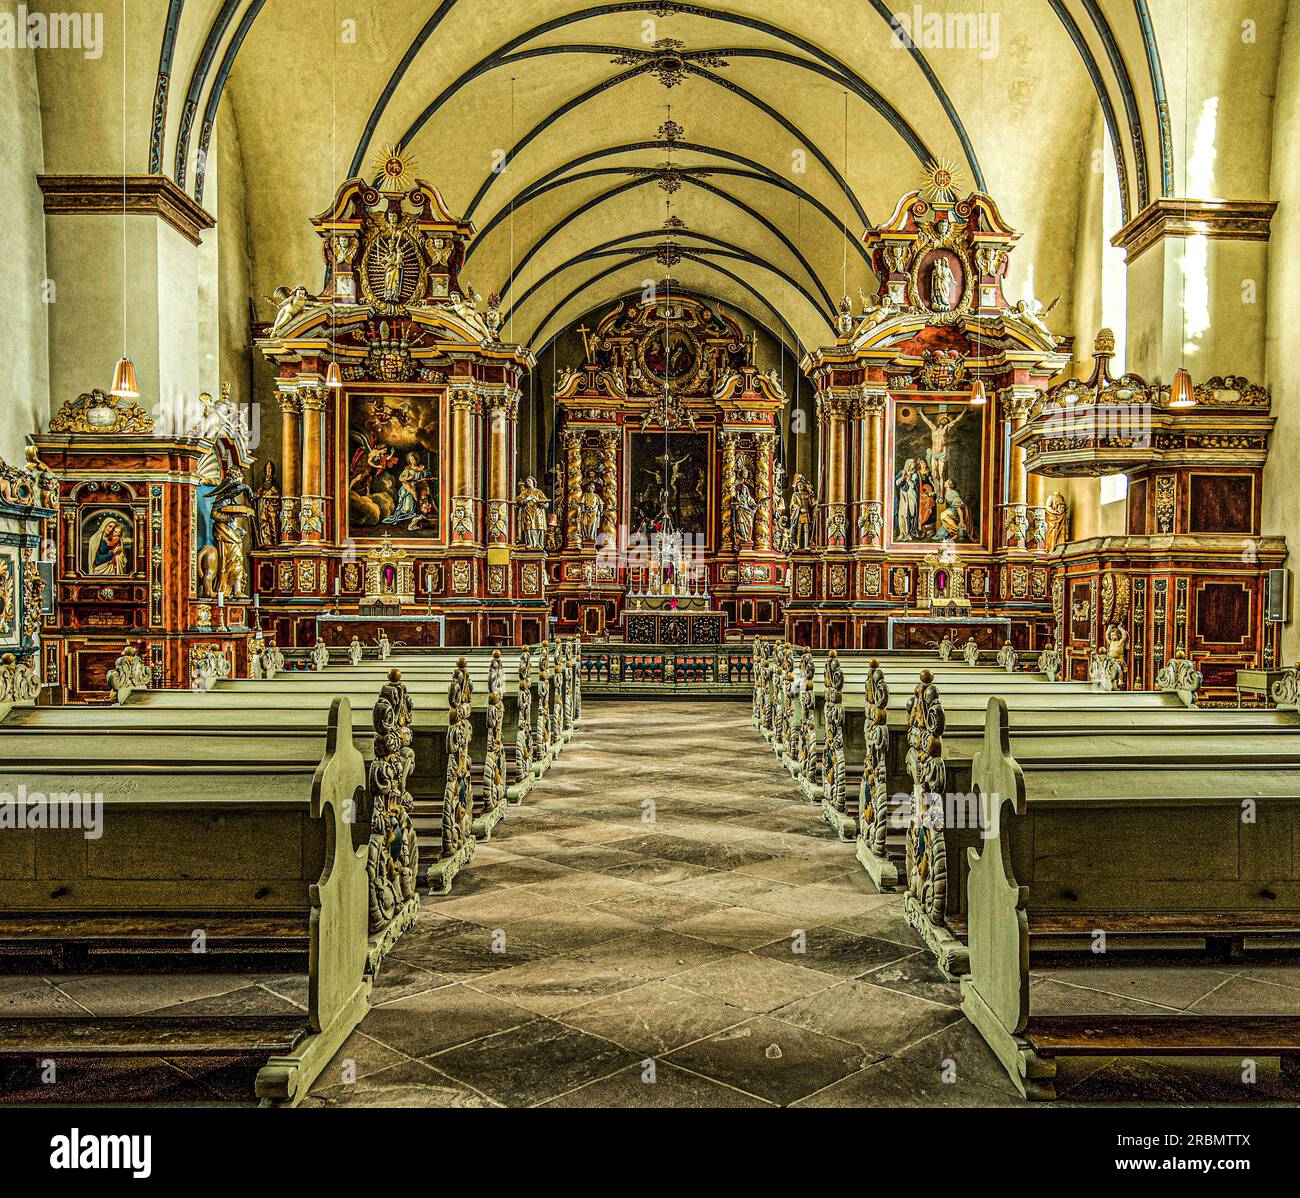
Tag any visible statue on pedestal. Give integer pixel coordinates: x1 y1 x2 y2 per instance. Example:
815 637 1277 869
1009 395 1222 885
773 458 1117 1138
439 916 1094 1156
578 483 604 544
514 477 550 550
788 474 815 551
1045 491 1070 552
729 469 758 546
254 462 281 547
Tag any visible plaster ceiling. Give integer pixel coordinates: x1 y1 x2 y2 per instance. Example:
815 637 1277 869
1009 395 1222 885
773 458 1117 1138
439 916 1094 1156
214 1 1116 354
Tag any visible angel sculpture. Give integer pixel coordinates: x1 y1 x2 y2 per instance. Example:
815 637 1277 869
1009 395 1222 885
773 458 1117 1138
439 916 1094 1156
267 285 315 338
1006 296 1060 345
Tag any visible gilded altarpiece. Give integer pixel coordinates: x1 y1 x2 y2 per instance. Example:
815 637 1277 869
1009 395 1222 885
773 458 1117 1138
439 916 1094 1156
551 295 787 638
790 191 1070 651
254 176 542 649
34 390 255 699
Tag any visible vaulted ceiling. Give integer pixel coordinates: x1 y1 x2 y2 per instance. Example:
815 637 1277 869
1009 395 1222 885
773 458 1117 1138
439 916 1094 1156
64 1 1221 360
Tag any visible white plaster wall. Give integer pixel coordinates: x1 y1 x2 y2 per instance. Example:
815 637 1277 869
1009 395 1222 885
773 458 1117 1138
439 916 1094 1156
0 45 50 463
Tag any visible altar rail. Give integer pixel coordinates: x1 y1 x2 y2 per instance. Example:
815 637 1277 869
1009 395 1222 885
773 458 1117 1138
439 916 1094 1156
580 644 753 695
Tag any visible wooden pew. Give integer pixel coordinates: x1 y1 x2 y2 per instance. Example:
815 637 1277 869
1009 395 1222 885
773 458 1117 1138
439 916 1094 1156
124 671 478 894
849 665 1295 894
961 697 1300 1100
891 674 1300 977
0 699 376 1106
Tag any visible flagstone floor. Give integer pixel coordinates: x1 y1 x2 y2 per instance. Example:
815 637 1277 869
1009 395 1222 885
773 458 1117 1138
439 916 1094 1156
301 700 1300 1108
8 699 1298 1106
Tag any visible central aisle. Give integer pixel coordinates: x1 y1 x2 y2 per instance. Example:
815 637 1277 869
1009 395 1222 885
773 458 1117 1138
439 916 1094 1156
306 699 1014 1107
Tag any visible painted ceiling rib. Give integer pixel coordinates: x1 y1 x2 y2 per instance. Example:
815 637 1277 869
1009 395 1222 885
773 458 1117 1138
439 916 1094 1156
485 173 840 318
459 61 874 232
172 0 243 190
468 144 873 270
1081 0 1151 208
491 166 842 302
527 257 808 354
502 233 830 329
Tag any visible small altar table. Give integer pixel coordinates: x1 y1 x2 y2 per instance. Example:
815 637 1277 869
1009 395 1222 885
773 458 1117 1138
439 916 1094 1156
886 615 1012 651
625 610 725 645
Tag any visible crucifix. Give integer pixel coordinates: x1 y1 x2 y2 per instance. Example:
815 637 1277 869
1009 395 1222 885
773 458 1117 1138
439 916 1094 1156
576 324 595 363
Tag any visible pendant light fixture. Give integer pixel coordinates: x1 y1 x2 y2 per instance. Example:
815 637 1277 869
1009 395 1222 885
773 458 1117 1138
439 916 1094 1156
1168 366 1195 408
969 0 986 410
324 0 342 393
1169 0 1197 412
110 0 137 399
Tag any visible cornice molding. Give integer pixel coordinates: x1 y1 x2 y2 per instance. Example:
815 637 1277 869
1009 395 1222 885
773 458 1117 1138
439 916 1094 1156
1111 198 1278 264
37 174 216 247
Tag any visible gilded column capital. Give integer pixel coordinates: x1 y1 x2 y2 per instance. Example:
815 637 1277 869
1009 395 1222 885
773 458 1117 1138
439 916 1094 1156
816 391 854 421
484 389 520 419
278 391 304 416
998 386 1038 421
298 387 328 413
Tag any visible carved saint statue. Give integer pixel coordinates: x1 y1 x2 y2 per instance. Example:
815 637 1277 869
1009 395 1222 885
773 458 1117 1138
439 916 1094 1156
1045 491 1070 552
929 256 956 311
515 477 550 550
204 439 256 599
788 473 815 551
578 483 604 544
380 238 407 302
730 470 758 545
254 461 280 547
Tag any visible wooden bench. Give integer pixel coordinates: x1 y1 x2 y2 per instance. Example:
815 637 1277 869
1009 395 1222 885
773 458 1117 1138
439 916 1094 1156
126 670 479 894
0 699 376 1106
961 697 1300 1099
879 672 1300 976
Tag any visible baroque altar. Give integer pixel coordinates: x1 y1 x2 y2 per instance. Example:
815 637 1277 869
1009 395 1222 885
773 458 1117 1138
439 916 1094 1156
253 170 546 648
788 189 1072 651
550 294 788 639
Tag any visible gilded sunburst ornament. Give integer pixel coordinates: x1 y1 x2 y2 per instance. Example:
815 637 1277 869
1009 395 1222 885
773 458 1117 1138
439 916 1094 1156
372 145 417 193
920 158 965 202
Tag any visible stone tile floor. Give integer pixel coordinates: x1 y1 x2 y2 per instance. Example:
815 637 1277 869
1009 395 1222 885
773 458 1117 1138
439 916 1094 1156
14 700 1300 1107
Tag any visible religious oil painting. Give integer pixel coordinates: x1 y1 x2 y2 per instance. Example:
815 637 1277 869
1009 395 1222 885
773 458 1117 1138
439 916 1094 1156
79 506 136 576
627 431 710 543
348 393 442 539
891 400 984 544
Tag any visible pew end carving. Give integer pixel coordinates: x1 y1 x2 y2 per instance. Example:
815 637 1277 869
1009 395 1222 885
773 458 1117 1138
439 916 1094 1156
257 697 372 1106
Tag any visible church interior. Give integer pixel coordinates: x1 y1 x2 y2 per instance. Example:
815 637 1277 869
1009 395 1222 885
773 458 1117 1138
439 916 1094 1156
4 0 1300 1127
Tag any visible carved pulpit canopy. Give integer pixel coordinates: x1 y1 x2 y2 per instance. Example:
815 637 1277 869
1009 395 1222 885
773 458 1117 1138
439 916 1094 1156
1013 329 1274 477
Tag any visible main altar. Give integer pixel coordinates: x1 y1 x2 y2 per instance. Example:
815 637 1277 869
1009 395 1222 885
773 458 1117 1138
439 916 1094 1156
548 293 787 640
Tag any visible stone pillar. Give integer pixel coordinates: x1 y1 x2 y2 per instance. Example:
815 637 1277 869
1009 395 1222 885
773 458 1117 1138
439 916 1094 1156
278 392 302 542
485 390 517 546
449 383 479 544
754 430 775 552
1113 200 1276 381
562 428 583 549
298 387 327 542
